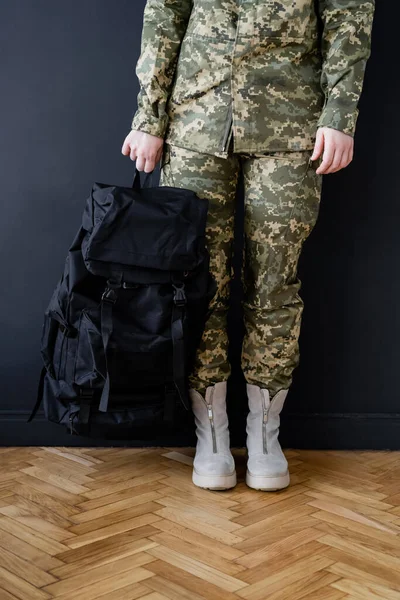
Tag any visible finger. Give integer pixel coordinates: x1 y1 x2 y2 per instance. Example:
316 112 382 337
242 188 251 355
121 139 130 156
311 129 324 160
130 146 137 162
316 139 334 174
326 148 345 174
155 145 164 165
339 149 350 171
343 147 352 168
143 151 159 173
135 155 146 171
144 158 156 173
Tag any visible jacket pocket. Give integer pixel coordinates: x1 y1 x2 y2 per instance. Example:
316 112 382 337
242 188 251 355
186 3 235 40
255 0 313 42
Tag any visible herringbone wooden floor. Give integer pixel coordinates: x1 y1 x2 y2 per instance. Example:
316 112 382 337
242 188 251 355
0 447 400 599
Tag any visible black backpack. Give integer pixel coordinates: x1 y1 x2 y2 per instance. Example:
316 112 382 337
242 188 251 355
27 168 216 438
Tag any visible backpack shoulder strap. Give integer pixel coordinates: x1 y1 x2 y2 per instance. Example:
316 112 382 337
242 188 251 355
171 281 190 413
26 366 47 422
98 274 123 413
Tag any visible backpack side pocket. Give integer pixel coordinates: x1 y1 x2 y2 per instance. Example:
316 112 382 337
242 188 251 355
74 307 106 387
40 310 76 380
40 312 60 379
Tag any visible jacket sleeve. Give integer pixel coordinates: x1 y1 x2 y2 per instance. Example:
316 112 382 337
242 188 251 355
316 0 375 137
130 0 193 139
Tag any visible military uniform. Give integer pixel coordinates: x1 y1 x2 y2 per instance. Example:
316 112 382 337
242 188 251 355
131 0 375 396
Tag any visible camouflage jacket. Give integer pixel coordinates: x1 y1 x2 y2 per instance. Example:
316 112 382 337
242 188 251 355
131 0 375 158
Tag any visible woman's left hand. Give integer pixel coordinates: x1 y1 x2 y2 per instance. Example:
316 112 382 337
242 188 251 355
311 127 354 175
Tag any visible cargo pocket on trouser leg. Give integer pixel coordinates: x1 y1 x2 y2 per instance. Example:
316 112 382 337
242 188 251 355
283 150 323 244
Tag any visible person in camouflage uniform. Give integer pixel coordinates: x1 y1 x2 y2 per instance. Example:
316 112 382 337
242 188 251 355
123 0 375 491
131 0 375 156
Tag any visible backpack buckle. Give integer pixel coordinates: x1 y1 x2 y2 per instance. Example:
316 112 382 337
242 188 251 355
79 388 95 399
102 275 122 303
101 287 118 304
107 278 122 290
172 283 187 307
59 323 77 338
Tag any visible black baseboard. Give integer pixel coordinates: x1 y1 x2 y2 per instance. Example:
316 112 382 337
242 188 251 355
1 411 399 449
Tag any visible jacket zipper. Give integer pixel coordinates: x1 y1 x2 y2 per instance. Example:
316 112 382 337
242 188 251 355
202 387 217 453
262 394 271 454
221 105 233 152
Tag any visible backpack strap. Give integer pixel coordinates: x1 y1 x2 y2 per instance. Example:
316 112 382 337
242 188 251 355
132 167 154 189
26 365 47 422
98 274 123 413
75 388 96 436
171 281 190 412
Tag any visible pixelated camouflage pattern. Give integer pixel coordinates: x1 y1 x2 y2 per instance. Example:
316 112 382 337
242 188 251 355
159 142 323 396
132 0 375 158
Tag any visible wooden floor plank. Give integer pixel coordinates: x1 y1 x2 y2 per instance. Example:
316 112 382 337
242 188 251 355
0 515 70 555
146 545 248 592
0 565 51 600
42 553 156 596
52 567 155 600
0 527 65 571
0 504 76 540
327 561 400 594
54 525 159 564
0 447 399 599
0 547 57 588
148 531 246 576
50 538 158 578
65 513 163 549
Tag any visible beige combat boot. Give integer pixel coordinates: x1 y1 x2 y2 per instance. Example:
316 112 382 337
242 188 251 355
189 381 237 490
245 383 290 491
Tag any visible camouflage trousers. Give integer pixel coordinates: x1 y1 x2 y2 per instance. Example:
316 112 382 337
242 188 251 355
159 142 323 397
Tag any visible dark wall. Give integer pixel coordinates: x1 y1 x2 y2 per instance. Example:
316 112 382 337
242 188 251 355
1 1 398 447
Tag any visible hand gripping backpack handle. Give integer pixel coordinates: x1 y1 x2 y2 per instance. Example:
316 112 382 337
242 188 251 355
132 164 154 189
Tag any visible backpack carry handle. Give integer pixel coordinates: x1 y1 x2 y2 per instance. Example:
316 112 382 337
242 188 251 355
132 164 154 189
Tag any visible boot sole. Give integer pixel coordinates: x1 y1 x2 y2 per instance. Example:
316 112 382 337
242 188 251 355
192 468 237 490
246 469 290 491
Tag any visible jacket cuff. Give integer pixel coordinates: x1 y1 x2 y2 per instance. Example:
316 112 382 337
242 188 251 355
131 111 169 139
316 104 359 137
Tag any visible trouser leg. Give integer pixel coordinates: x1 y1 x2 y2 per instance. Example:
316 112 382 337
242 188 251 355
241 150 323 395
159 143 240 396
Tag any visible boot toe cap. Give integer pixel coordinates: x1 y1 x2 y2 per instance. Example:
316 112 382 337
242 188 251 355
247 453 288 478
194 454 235 477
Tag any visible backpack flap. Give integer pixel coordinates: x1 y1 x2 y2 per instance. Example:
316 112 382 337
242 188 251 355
81 182 209 279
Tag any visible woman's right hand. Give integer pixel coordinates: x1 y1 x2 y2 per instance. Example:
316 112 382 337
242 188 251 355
121 129 164 173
